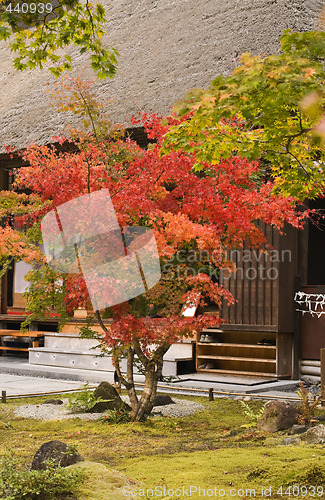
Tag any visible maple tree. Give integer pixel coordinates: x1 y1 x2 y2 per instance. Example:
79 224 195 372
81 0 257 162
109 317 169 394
163 29 325 200
0 78 305 420
0 0 117 78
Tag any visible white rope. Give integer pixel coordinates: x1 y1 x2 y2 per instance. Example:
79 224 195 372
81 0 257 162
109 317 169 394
294 291 325 318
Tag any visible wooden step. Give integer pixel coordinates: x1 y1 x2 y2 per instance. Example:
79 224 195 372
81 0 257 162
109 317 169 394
201 328 224 333
0 329 46 337
0 346 29 352
197 342 276 349
197 368 279 377
197 355 276 364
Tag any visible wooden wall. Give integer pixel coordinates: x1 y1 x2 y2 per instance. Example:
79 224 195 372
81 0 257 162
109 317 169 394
220 222 300 332
299 286 325 360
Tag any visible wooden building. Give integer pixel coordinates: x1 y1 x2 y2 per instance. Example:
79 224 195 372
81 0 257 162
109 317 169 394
197 198 325 381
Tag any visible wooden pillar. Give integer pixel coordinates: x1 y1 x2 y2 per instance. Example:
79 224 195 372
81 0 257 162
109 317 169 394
0 274 7 314
293 276 301 379
0 167 8 315
321 348 325 406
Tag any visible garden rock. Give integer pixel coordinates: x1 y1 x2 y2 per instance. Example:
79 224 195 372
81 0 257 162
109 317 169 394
257 401 298 432
153 395 175 406
300 425 325 444
31 440 84 470
282 437 300 445
92 381 130 412
42 399 63 405
290 424 307 434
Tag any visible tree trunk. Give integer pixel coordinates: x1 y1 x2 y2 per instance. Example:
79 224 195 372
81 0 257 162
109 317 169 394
130 362 160 421
129 343 168 422
95 312 171 422
113 349 139 411
125 347 139 411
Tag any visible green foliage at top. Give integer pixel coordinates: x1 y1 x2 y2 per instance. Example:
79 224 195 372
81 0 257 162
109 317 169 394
0 452 84 499
49 77 137 153
163 30 325 199
0 0 118 78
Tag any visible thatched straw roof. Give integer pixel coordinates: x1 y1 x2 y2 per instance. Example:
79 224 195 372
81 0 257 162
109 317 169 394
0 0 323 152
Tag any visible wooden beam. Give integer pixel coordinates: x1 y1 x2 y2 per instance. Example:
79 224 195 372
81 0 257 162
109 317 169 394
321 348 325 407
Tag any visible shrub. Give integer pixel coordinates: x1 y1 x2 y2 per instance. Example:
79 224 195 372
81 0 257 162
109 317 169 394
66 384 112 413
99 405 130 424
0 453 84 499
240 401 265 423
296 381 321 425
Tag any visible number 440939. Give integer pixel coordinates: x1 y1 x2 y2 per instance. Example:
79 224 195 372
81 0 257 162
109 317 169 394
276 485 324 496
5 3 53 14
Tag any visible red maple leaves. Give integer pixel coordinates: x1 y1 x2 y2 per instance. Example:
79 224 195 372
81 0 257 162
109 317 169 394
5 112 304 345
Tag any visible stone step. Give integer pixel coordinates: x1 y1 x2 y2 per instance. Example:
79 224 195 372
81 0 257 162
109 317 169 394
43 332 194 358
160 342 193 359
29 348 115 372
43 332 101 351
29 342 194 376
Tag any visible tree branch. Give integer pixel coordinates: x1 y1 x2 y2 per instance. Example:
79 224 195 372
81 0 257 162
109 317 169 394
95 309 109 334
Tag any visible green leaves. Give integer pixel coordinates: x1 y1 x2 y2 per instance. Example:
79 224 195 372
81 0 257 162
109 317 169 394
163 30 325 199
0 451 83 499
66 384 112 413
0 0 118 78
21 264 69 330
280 29 325 61
0 24 10 39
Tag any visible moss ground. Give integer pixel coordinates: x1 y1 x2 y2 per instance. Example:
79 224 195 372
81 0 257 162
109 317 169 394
1 394 325 499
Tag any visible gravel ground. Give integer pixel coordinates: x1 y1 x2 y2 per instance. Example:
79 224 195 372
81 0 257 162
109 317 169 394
13 397 205 421
300 376 321 395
